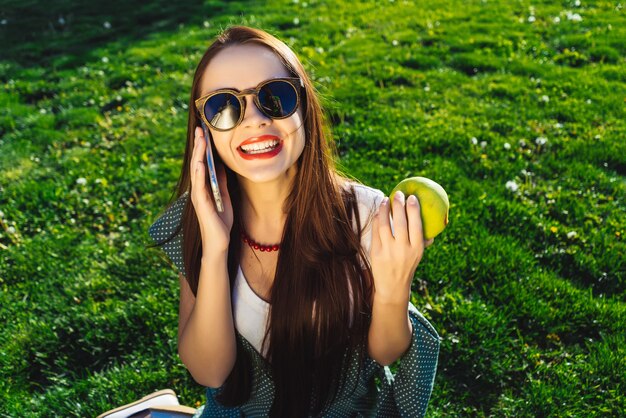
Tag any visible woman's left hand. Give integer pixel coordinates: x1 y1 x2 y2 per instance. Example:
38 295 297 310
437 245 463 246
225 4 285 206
369 191 434 304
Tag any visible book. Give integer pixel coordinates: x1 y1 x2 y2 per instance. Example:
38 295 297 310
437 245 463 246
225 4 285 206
97 389 197 418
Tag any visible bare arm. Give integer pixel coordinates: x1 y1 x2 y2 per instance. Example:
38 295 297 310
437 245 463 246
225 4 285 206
177 126 237 387
368 294 413 366
177 252 236 388
367 192 433 366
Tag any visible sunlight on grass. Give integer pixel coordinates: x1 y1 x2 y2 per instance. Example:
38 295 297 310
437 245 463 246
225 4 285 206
1 0 624 416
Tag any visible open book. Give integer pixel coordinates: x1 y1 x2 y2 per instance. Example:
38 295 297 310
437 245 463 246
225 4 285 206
97 389 197 418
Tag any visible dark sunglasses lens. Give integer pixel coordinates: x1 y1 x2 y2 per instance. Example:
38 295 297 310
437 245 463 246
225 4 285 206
204 93 241 130
258 81 298 118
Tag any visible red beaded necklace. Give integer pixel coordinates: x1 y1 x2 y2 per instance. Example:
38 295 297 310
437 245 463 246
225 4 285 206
241 230 280 252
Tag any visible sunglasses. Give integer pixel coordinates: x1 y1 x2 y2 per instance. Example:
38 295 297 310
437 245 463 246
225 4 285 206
195 77 304 131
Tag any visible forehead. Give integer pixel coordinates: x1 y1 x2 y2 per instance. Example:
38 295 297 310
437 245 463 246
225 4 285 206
200 44 292 94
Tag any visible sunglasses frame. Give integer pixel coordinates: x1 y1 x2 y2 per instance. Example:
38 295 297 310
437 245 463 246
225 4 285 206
195 77 304 132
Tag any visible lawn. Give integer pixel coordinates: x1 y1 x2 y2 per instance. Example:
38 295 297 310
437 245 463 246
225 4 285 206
0 0 624 416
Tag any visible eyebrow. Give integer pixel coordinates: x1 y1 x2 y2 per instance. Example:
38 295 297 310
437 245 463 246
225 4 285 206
202 76 290 95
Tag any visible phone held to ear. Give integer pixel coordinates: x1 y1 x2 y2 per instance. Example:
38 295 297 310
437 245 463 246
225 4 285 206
200 120 224 212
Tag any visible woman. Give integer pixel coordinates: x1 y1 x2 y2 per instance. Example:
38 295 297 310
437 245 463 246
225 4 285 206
149 25 440 417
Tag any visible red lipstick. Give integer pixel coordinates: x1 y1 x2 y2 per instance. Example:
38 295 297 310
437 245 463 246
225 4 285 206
237 135 283 160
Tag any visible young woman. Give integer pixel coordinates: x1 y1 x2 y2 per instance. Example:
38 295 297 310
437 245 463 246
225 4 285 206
149 25 440 417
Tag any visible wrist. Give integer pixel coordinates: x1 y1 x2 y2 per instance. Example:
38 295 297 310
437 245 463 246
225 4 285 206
201 250 229 266
373 287 411 307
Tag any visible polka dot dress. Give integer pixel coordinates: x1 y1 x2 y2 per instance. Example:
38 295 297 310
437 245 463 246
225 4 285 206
148 186 441 417
148 191 188 278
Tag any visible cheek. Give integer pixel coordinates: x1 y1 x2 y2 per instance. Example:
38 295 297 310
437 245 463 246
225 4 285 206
294 127 306 157
207 132 233 163
288 109 306 139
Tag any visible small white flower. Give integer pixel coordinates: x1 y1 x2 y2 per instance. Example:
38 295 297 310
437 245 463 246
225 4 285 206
103 21 112 29
58 16 66 25
574 0 581 6
506 181 519 192
203 20 210 28
504 142 511 150
535 136 548 146
567 12 582 22
0 210 4 218
392 39 399 46
554 123 563 129
540 95 550 102
567 231 577 239
471 137 478 145
586 99 592 104
39 108 47 114
553 16 561 23
424 85 430 92
315 47 324 54
519 139 527 147
101 56 109 63
528 15 536 23
0 19 7 25
69 218 76 225
7 226 16 234
293 17 300 25
76 177 88 186
480 141 487 148
594 134 601 140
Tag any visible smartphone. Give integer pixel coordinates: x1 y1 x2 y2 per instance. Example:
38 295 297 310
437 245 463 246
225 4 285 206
200 120 224 212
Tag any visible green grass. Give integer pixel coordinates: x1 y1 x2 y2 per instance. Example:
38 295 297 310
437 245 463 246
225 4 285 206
1 0 624 416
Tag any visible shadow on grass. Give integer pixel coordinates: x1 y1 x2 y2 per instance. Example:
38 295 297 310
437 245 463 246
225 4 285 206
0 0 240 69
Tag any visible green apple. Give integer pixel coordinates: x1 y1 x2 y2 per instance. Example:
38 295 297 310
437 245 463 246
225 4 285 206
390 176 449 240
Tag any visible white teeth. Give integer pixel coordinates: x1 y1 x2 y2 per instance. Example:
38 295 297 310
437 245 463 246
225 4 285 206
240 140 280 154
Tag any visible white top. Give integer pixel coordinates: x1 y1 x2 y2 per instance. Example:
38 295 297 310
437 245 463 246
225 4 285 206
232 182 384 357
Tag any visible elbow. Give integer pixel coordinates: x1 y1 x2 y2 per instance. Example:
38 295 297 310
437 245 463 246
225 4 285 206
368 340 411 366
369 351 400 367
190 370 228 389
177 347 233 388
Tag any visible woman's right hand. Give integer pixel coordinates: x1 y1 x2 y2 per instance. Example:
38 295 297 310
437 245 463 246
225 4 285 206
190 126 234 254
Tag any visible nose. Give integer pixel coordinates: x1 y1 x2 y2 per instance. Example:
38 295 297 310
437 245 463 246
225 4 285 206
241 94 271 129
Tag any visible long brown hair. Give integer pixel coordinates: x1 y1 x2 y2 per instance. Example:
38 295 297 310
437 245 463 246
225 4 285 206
150 26 375 417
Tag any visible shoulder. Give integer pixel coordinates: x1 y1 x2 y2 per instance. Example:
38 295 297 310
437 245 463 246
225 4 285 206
148 191 189 277
148 191 189 242
342 180 386 214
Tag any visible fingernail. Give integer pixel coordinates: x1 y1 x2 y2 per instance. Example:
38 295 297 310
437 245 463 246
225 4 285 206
382 197 389 206
394 191 405 203
407 194 417 205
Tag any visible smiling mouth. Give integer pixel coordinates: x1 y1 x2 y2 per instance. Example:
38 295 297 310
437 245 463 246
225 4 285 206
239 139 281 155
